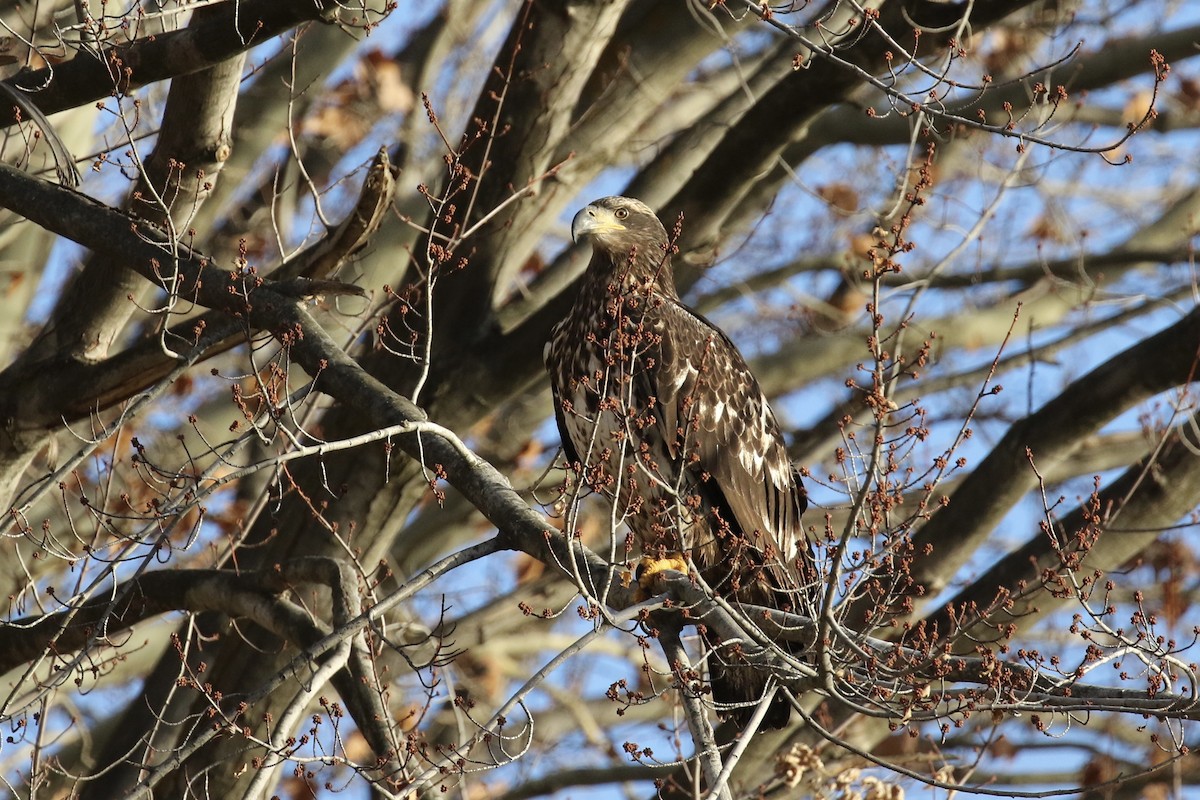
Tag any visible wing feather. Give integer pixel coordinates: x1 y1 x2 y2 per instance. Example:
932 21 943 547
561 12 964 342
546 330 583 467
645 300 807 584
550 385 583 467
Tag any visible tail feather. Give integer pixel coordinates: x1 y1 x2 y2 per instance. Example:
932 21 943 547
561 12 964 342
697 560 807 731
703 626 795 730
708 656 791 730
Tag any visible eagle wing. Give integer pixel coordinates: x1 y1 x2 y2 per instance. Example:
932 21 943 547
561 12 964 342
549 383 583 468
645 299 808 586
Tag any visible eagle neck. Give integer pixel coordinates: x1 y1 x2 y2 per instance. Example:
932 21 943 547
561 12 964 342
581 248 679 307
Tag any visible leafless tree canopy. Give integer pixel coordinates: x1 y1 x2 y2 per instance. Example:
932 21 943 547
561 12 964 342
0 1 1198 798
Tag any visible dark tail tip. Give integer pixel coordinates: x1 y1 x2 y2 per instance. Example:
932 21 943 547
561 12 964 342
710 669 792 730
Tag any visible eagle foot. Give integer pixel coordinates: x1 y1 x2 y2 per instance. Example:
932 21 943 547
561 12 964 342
634 553 690 601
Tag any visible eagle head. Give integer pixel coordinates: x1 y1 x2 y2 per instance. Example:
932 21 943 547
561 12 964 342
571 196 668 254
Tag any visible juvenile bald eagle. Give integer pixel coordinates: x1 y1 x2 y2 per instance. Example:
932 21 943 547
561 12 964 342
545 196 811 729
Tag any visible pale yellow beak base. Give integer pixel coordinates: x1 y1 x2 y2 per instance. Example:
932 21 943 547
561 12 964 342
571 205 625 243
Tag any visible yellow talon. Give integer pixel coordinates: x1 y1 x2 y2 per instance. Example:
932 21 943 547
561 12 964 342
634 553 690 600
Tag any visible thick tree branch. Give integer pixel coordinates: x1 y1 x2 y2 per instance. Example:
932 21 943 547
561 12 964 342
924 411 1200 648
0 0 361 125
833 306 1200 632
21 38 245 367
0 148 395 435
659 0 1038 263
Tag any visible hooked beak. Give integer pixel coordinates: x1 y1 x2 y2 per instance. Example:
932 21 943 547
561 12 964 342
571 205 625 244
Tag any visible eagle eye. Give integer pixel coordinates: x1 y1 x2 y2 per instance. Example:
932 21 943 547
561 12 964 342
614 207 629 220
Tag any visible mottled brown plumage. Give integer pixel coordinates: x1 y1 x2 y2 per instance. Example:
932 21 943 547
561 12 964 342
545 196 811 729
